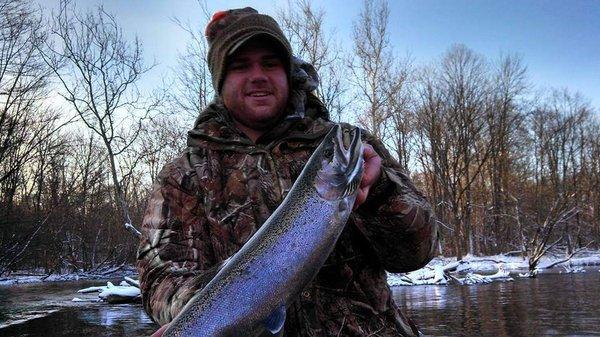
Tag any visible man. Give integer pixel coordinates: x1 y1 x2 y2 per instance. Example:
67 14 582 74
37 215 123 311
137 7 437 337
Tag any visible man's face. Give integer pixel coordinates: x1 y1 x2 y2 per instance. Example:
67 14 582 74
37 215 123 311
221 40 289 132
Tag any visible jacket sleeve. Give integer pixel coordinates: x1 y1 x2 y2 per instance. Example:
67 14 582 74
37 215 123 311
136 158 218 325
353 132 438 273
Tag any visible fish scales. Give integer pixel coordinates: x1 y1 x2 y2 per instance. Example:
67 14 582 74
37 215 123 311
163 125 364 337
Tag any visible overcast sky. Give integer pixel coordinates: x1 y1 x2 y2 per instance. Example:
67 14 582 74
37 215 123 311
36 0 600 108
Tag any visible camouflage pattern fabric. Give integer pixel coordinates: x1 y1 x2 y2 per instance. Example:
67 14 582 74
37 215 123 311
137 96 437 336
287 56 320 120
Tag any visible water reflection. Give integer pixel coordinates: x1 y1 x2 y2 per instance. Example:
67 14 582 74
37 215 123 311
394 272 600 336
1 273 598 336
0 307 157 337
79 304 154 327
0 279 158 336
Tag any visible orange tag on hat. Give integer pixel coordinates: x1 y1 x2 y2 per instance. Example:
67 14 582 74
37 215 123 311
211 11 227 21
205 10 228 37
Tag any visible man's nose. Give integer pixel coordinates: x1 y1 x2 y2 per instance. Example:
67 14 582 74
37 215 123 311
248 63 268 82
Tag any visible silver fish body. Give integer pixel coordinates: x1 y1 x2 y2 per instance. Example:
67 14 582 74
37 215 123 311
163 125 364 337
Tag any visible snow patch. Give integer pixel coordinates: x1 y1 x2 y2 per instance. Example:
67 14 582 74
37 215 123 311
388 249 600 286
74 278 141 304
0 265 138 286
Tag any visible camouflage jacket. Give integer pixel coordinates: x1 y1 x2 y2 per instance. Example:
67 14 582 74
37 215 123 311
136 95 437 336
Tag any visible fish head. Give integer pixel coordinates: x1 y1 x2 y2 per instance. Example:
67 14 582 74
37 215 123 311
313 124 364 201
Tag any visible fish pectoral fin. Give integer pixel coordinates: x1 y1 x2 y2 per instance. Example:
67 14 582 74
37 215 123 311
262 305 286 334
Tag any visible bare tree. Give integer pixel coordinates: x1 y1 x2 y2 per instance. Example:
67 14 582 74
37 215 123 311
585 120 600 240
0 213 50 275
442 45 493 256
484 54 528 249
529 89 596 251
0 0 71 275
348 0 394 139
414 45 494 257
168 0 213 121
136 116 187 183
41 0 159 238
414 64 454 254
277 0 349 121
0 0 65 187
519 195 580 275
384 59 414 170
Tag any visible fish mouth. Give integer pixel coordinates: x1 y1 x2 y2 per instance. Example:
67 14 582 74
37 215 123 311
313 125 364 201
334 126 363 195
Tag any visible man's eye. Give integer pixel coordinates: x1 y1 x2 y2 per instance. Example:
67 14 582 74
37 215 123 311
263 60 281 69
228 63 247 71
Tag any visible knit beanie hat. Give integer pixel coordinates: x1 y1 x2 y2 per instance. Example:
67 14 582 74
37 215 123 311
205 7 293 93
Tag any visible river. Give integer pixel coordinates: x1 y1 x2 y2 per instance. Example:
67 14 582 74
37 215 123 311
0 272 598 336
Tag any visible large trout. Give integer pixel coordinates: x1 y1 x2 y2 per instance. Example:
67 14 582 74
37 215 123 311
163 124 364 337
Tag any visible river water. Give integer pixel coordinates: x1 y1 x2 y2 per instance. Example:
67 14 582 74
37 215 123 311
0 272 598 336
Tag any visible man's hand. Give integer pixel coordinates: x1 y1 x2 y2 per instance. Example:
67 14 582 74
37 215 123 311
151 324 170 337
353 143 382 210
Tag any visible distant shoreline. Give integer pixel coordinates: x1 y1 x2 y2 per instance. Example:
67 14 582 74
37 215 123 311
388 249 600 286
2 250 600 287
0 265 138 286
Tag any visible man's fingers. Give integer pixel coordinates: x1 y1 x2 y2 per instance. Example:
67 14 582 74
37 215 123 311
353 187 368 210
363 143 378 160
361 144 381 188
353 143 381 210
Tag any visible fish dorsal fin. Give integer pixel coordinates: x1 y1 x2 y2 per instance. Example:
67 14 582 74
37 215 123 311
262 305 286 334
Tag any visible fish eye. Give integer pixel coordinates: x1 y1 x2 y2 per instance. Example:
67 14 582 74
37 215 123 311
323 148 333 158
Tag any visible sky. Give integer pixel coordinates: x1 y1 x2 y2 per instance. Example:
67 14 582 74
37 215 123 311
36 0 600 108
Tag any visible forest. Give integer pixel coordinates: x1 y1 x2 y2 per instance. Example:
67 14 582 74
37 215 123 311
1 0 598 276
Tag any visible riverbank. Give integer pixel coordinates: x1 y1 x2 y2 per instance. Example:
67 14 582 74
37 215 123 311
388 249 600 286
0 265 138 286
2 250 600 287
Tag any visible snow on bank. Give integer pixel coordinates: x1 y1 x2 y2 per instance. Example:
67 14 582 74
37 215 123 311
75 279 141 304
388 249 600 286
0 265 138 286
3 251 600 288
